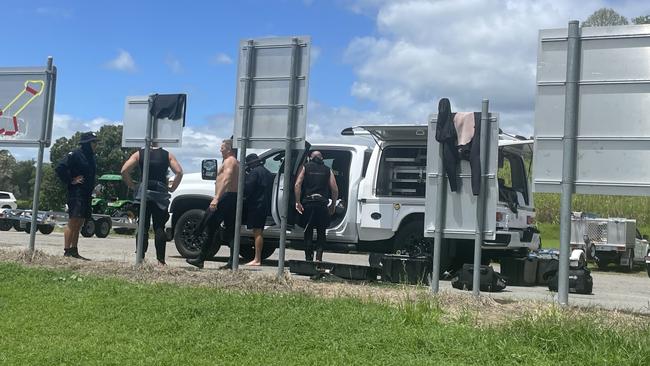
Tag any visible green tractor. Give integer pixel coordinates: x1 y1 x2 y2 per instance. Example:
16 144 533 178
91 174 139 236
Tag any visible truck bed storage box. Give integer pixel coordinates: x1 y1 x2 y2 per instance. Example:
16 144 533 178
451 264 507 292
380 255 431 285
500 257 538 286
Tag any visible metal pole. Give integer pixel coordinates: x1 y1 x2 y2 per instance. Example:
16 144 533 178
28 56 53 253
135 100 153 265
558 20 581 305
232 40 256 271
278 38 301 278
472 99 490 297
430 118 447 293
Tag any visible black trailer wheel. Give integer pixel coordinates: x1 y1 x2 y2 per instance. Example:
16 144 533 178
174 209 220 259
24 222 32 234
95 218 111 238
81 219 96 238
0 219 12 231
13 221 23 232
38 224 55 235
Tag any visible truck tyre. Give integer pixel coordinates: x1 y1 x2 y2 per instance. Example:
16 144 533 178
81 219 96 238
174 209 220 259
38 224 55 235
646 262 650 278
0 219 11 231
393 220 432 257
596 259 609 271
24 222 32 234
95 218 111 238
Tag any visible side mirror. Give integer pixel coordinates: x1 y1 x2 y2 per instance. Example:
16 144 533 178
201 159 218 180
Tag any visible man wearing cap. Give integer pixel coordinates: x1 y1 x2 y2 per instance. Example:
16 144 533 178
243 153 273 266
55 131 98 260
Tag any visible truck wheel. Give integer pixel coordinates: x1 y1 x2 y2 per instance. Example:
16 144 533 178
81 219 96 238
596 259 609 271
174 209 220 259
95 218 111 238
646 263 650 278
0 220 11 231
239 242 255 263
38 224 55 235
393 220 432 257
24 222 32 234
261 245 276 261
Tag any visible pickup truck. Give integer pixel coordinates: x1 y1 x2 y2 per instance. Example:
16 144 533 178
166 125 539 272
0 191 17 210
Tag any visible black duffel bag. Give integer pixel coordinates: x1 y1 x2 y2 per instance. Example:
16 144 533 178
547 267 593 295
451 264 507 292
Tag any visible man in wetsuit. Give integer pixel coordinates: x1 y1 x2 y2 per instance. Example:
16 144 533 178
294 151 338 261
243 153 273 266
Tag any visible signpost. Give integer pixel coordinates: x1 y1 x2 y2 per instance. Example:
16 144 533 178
122 94 186 264
424 104 498 294
0 57 57 253
232 36 311 275
534 22 650 304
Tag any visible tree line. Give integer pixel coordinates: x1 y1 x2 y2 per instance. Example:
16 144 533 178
0 125 136 210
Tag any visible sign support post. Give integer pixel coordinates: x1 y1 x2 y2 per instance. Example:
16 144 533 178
135 103 154 265
232 40 256 271
557 20 581 305
28 56 54 253
472 99 490 297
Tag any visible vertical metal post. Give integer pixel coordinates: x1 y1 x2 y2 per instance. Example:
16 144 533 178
558 20 581 305
472 99 490 297
232 40 256 271
278 38 301 278
28 56 53 253
430 136 446 293
135 101 153 265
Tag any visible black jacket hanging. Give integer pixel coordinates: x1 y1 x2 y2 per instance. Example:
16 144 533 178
435 98 459 192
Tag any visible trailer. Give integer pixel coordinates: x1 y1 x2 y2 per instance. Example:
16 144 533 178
0 208 138 238
570 212 650 273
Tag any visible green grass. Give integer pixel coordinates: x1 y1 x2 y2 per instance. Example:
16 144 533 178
0 263 648 365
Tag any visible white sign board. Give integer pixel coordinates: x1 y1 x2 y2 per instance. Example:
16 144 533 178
233 36 311 149
0 67 56 147
534 25 650 196
122 95 185 148
424 113 499 240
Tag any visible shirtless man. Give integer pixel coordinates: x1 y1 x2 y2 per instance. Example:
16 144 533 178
187 138 239 269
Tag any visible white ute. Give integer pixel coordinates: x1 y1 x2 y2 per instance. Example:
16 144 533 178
167 125 539 272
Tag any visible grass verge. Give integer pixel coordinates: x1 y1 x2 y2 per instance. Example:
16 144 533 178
1 262 649 365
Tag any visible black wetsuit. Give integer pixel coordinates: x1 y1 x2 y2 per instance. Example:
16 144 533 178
137 148 170 263
55 144 96 219
300 159 331 260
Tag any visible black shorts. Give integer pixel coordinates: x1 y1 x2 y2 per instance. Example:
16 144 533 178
246 206 267 230
68 196 92 219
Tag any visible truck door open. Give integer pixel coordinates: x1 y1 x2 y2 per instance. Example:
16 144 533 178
271 143 311 227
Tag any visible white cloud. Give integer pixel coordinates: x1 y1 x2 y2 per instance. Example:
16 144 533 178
211 53 233 65
165 55 183 74
105 49 137 73
342 0 646 135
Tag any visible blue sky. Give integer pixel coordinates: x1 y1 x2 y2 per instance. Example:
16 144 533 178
4 0 649 170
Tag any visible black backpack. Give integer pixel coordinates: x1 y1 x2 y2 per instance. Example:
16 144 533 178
451 264 507 292
547 267 593 295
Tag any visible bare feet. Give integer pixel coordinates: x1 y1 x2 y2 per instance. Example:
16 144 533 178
245 260 261 266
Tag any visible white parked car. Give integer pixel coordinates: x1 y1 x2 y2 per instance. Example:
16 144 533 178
0 191 17 210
